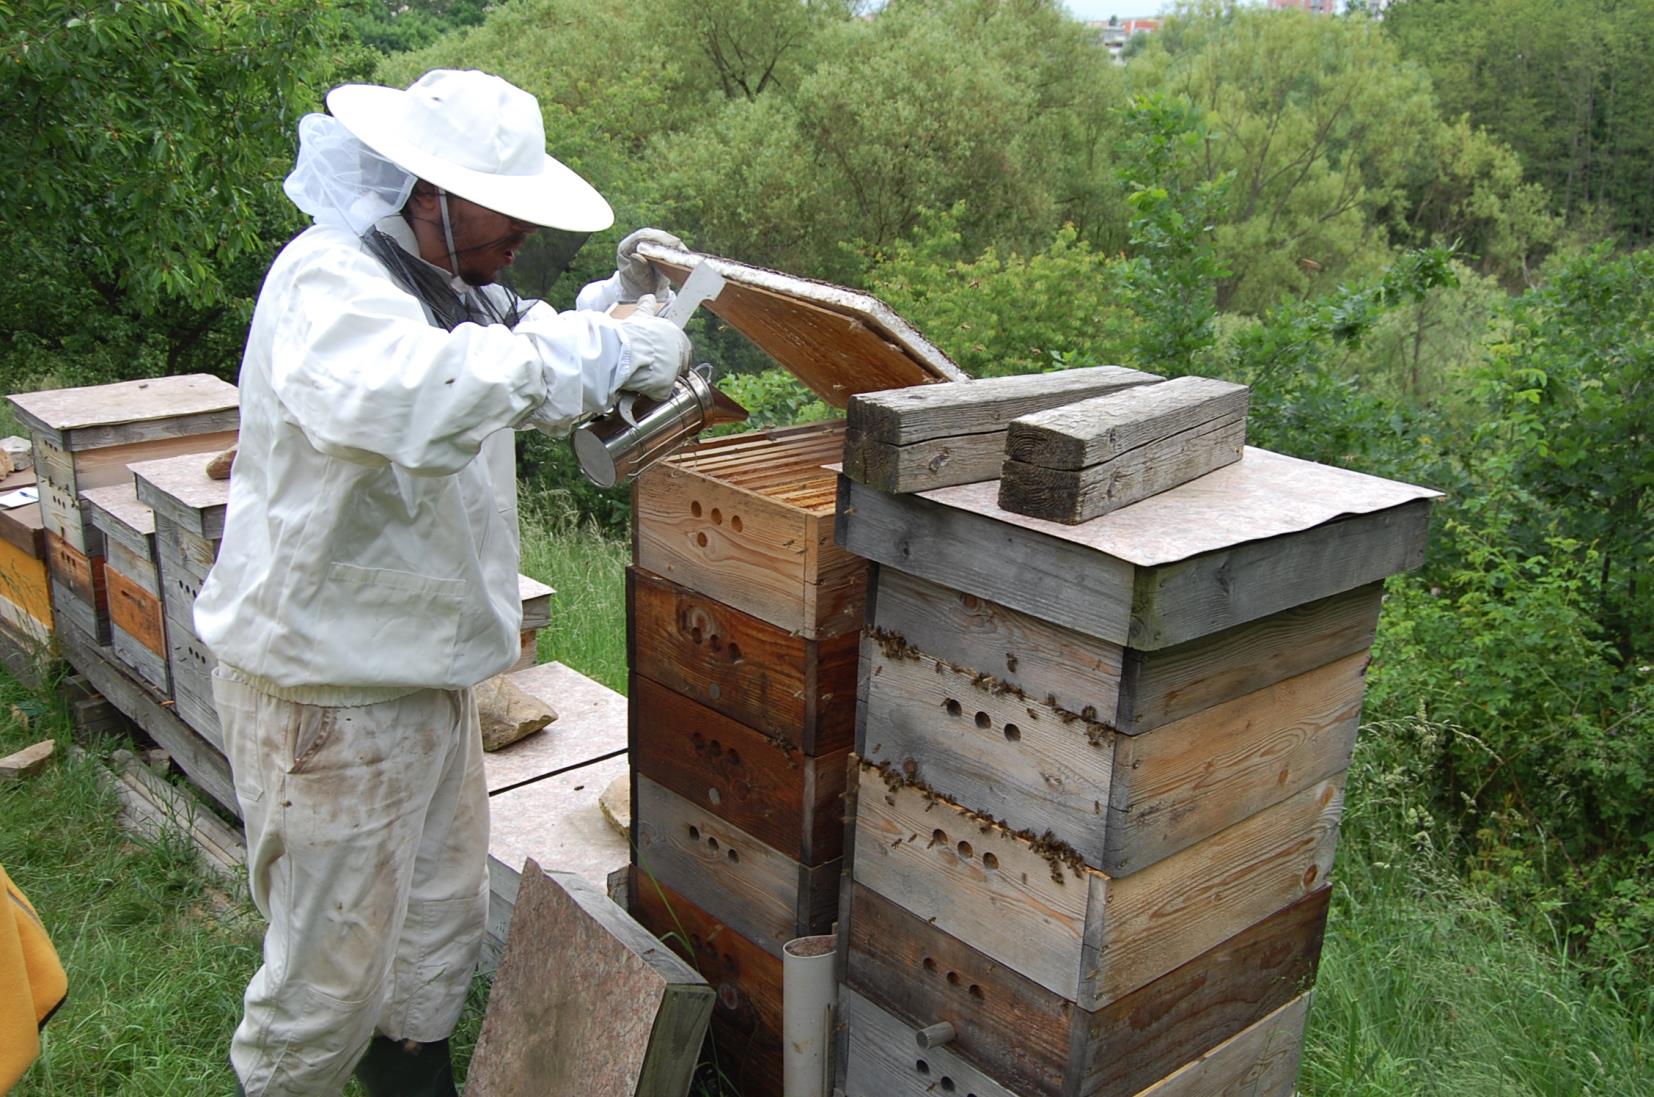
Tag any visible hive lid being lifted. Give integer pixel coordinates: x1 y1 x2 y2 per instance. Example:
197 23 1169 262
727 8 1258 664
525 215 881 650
637 242 967 409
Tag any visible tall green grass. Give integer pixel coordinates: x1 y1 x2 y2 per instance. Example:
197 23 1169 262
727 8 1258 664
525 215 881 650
0 669 261 1095
517 498 630 693
1301 717 1652 1096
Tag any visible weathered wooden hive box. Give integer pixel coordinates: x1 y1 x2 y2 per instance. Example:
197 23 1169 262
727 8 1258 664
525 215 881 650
0 465 51 646
80 482 168 693
622 244 964 1097
6 375 238 647
833 396 1439 1097
130 451 230 753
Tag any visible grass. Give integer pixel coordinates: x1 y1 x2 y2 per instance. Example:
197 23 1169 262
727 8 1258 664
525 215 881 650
3 521 1651 1095
1300 719 1653 1096
518 499 630 692
0 663 261 1095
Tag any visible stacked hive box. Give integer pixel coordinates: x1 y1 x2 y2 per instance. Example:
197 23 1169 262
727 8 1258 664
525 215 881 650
620 245 964 1097
6 376 238 649
126 451 235 805
81 483 169 694
0 465 51 647
835 447 1438 1096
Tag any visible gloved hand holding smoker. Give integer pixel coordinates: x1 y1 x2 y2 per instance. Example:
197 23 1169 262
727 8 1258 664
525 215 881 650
192 68 699 1097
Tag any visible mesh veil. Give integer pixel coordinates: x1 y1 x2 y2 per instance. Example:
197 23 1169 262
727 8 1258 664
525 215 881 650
283 113 416 236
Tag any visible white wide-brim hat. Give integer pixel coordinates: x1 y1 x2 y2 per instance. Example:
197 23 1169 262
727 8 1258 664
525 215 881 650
326 69 613 232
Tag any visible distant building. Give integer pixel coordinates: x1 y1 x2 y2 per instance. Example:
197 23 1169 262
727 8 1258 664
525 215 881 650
1268 0 1339 11
1087 16 1161 61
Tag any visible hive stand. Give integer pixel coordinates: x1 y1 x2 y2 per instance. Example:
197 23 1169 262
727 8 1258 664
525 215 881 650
833 434 1439 1096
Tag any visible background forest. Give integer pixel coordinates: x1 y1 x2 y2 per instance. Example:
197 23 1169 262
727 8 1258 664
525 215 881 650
2 0 1650 1092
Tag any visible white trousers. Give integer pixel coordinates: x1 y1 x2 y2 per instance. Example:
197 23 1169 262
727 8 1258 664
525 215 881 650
212 670 490 1097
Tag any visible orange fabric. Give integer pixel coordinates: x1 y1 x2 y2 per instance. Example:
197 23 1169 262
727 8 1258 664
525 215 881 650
1 864 67 1092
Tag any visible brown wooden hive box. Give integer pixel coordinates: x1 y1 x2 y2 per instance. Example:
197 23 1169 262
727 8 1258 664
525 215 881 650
633 422 865 641
0 467 51 643
631 867 787 1097
840 880 1330 1097
846 760 1342 1011
621 245 966 1097
834 438 1438 1096
859 568 1378 876
82 482 169 693
132 451 229 751
628 565 858 754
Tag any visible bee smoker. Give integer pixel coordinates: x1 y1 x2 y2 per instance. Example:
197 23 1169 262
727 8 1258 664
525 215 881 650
570 364 749 489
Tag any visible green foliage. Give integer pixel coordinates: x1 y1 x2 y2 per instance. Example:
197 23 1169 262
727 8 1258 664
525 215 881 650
1211 246 1459 470
0 0 346 384
714 367 831 432
1301 712 1654 1096
1130 3 1549 309
1470 247 1654 656
1385 0 1654 246
867 205 1135 378
1114 93 1231 374
337 0 490 55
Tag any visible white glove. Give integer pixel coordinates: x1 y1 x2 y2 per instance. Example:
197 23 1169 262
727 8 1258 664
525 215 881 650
616 227 685 303
618 309 692 401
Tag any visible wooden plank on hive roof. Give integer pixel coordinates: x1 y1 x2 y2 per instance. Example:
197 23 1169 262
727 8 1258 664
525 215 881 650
467 860 712 1097
848 366 1163 447
1005 377 1249 470
638 243 966 407
999 378 1249 523
7 374 238 450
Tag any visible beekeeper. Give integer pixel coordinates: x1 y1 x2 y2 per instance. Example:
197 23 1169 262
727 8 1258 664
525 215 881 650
193 69 685 1097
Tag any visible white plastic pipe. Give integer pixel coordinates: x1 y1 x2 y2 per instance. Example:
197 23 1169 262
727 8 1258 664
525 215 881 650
783 934 837 1097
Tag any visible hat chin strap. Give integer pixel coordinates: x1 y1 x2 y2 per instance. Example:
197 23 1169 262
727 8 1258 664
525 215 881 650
437 188 462 278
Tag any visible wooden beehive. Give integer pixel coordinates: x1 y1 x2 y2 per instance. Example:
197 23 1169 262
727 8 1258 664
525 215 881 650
624 247 963 1097
131 451 229 751
834 440 1439 1096
81 483 168 693
0 468 51 644
6 375 236 647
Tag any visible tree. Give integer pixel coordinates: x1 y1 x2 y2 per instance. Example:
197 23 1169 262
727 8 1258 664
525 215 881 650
1385 0 1654 245
659 0 853 102
1127 3 1548 312
0 0 351 383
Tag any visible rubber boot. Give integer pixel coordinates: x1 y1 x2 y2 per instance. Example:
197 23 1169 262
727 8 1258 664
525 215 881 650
352 1034 458 1097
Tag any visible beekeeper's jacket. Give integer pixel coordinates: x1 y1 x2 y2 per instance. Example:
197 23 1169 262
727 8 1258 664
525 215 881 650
194 218 629 702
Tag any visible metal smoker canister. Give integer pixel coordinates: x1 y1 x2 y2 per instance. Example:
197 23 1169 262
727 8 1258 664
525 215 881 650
570 365 748 489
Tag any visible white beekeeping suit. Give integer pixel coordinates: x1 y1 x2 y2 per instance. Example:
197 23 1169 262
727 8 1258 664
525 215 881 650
193 69 690 1097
